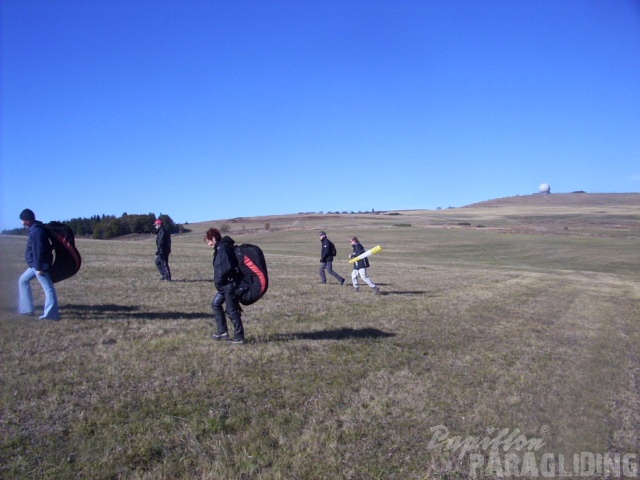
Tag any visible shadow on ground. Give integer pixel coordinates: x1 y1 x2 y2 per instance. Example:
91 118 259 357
61 303 207 320
269 327 395 342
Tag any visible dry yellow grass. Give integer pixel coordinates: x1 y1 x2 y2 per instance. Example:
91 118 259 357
1 197 639 479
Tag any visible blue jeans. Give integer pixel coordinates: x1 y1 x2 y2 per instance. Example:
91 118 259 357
19 268 60 320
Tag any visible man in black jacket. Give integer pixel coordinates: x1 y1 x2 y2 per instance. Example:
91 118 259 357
18 208 60 319
205 227 244 344
318 231 345 285
154 219 172 281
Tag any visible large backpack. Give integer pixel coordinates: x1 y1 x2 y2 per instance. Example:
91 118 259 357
234 243 268 305
45 222 82 283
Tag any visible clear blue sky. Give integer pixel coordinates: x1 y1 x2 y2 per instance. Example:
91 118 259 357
1 0 639 229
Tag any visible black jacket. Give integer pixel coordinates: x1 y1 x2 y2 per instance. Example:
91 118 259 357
213 236 239 290
24 221 53 271
155 226 171 255
351 242 370 269
320 237 336 262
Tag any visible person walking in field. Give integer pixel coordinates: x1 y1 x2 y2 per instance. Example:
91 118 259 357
17 208 61 320
318 231 345 285
349 237 380 294
154 219 172 281
205 228 245 344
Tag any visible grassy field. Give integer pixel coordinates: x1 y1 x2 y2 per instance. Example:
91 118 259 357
1 199 639 479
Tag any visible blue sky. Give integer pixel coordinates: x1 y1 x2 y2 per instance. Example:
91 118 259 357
1 0 639 229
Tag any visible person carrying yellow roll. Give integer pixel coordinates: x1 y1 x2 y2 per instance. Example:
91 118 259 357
349 237 381 294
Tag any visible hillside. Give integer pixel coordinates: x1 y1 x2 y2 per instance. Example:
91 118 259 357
172 193 640 242
464 192 640 208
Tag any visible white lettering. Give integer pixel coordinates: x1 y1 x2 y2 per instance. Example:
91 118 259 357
580 452 596 476
623 453 637 478
540 453 556 477
604 453 621 477
558 454 571 476
486 450 504 477
427 425 449 450
469 454 485 479
521 452 540 477
504 453 521 477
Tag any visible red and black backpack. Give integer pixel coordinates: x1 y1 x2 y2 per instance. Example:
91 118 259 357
45 222 82 283
234 243 268 306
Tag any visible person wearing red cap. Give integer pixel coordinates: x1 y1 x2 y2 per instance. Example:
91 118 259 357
154 219 172 281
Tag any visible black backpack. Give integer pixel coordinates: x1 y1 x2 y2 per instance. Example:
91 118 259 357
234 243 268 305
45 222 82 283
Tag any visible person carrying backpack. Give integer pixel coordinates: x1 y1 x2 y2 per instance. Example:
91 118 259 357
17 208 60 320
318 231 345 285
205 228 245 344
154 219 172 281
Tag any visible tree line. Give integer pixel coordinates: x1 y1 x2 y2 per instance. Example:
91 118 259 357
1 213 188 239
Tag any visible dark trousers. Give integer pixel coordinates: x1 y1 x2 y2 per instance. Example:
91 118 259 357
319 260 344 284
155 253 171 280
211 284 244 340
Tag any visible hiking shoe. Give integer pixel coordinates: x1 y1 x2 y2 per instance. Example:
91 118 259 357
354 286 360 292
373 286 381 295
228 337 244 344
340 279 345 286
212 332 229 341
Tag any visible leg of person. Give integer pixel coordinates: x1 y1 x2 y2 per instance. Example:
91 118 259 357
36 271 60 320
351 269 359 291
225 290 244 343
162 254 172 281
359 268 380 294
211 292 229 340
326 260 345 285
18 268 36 315
155 255 166 279
319 262 327 284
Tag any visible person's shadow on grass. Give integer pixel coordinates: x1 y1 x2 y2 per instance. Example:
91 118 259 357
61 303 206 320
270 327 395 342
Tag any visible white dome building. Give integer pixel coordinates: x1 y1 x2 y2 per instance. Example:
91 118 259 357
539 183 551 194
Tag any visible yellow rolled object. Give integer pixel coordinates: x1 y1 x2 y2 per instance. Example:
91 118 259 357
349 245 383 264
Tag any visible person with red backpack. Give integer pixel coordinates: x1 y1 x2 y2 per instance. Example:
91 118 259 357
205 228 245 344
17 208 60 320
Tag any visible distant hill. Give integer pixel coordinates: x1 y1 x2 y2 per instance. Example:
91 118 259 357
465 193 640 208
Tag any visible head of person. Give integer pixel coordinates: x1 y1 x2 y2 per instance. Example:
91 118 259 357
318 231 326 241
204 227 222 247
350 236 359 245
154 219 162 229
19 208 36 227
